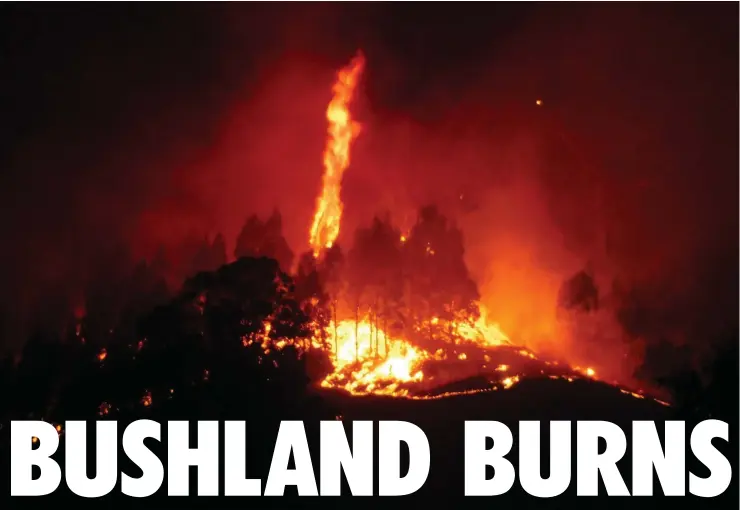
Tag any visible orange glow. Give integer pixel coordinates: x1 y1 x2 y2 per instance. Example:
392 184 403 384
309 52 365 258
239 309 668 406
473 237 566 353
98 402 112 416
290 54 667 406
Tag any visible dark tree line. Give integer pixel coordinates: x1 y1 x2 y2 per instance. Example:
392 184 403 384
0 204 734 438
1 256 334 426
0 204 482 423
0 210 320 431
557 267 738 423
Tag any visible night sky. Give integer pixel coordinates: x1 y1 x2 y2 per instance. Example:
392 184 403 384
0 3 737 375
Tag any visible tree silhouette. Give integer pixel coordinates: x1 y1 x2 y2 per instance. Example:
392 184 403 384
558 269 599 313
319 244 347 357
192 233 228 275
294 251 330 350
347 215 404 357
211 233 227 268
234 211 294 271
404 205 479 345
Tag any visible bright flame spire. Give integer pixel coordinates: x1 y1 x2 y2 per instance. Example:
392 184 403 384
309 52 365 257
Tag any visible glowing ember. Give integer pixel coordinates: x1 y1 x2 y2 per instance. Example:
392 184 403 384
309 52 365 258
502 376 519 389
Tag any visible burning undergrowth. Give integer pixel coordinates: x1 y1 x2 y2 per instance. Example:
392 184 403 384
248 311 665 405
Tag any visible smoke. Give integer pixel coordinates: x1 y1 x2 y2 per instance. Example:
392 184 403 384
0 3 736 385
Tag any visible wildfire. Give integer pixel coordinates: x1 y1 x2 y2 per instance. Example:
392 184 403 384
305 317 668 407
309 52 365 258
316 307 515 397
320 319 429 396
303 55 566 399
286 54 669 407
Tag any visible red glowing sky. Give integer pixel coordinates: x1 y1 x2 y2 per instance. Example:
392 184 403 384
0 4 736 378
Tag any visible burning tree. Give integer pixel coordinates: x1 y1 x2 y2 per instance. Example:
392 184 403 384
403 205 480 346
131 256 332 415
181 257 311 348
347 215 404 358
294 251 331 352
317 244 348 357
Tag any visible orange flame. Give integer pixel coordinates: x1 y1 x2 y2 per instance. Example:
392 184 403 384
318 311 511 396
309 52 365 257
